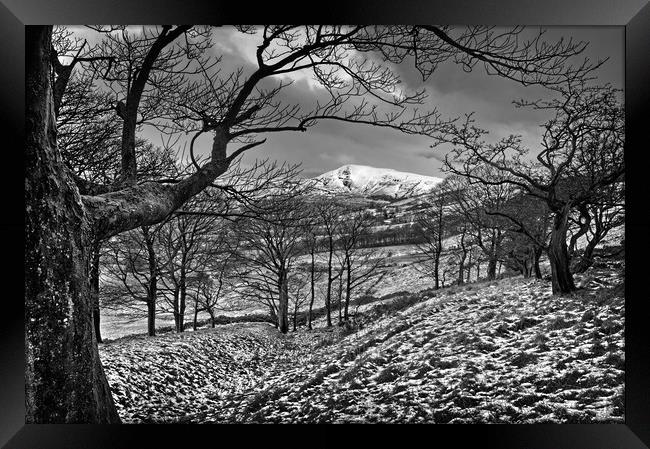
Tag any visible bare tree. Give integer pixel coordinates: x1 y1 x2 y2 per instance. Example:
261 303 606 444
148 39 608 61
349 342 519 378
336 209 386 323
300 211 325 330
192 226 239 329
568 181 625 272
434 82 623 293
289 271 311 332
157 194 221 332
414 185 449 289
495 191 551 279
102 225 163 337
444 172 515 280
450 226 472 285
234 194 308 333
314 199 345 327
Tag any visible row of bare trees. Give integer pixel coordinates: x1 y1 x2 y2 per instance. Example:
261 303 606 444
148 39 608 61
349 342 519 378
100 194 228 339
100 185 386 337
237 193 383 331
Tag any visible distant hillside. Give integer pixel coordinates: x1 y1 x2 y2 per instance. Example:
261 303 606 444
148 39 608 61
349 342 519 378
313 164 444 199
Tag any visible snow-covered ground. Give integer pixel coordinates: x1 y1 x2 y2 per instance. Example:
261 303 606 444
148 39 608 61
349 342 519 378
99 257 624 424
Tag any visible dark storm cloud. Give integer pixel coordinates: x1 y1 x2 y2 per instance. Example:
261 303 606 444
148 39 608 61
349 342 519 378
388 26 624 152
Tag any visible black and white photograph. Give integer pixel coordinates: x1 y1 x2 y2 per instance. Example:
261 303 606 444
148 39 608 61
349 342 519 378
24 23 629 427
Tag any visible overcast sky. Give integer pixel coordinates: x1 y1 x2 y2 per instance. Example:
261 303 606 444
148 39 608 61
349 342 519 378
213 26 623 178
68 25 624 179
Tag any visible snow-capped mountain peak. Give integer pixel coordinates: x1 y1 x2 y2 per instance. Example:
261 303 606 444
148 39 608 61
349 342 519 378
313 164 444 198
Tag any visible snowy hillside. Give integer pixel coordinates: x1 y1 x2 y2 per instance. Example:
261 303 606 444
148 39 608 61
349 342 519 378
313 165 444 198
100 258 624 424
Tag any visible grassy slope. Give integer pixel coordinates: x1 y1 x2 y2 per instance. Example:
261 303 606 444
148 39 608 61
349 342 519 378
99 258 624 424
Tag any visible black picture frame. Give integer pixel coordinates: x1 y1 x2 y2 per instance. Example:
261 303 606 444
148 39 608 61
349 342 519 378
3 1 649 447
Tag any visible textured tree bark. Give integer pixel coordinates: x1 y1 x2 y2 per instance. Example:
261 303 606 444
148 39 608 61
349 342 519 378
25 26 120 423
119 115 138 184
548 208 576 294
26 26 236 423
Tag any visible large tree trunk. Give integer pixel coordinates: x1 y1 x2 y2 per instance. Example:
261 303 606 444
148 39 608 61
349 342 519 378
548 208 576 294
25 26 119 423
277 270 289 334
26 25 237 424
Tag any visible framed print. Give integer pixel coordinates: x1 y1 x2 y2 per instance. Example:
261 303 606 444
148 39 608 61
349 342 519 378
4 0 650 447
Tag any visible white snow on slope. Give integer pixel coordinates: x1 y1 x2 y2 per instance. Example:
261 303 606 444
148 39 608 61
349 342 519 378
313 165 444 198
100 259 624 424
